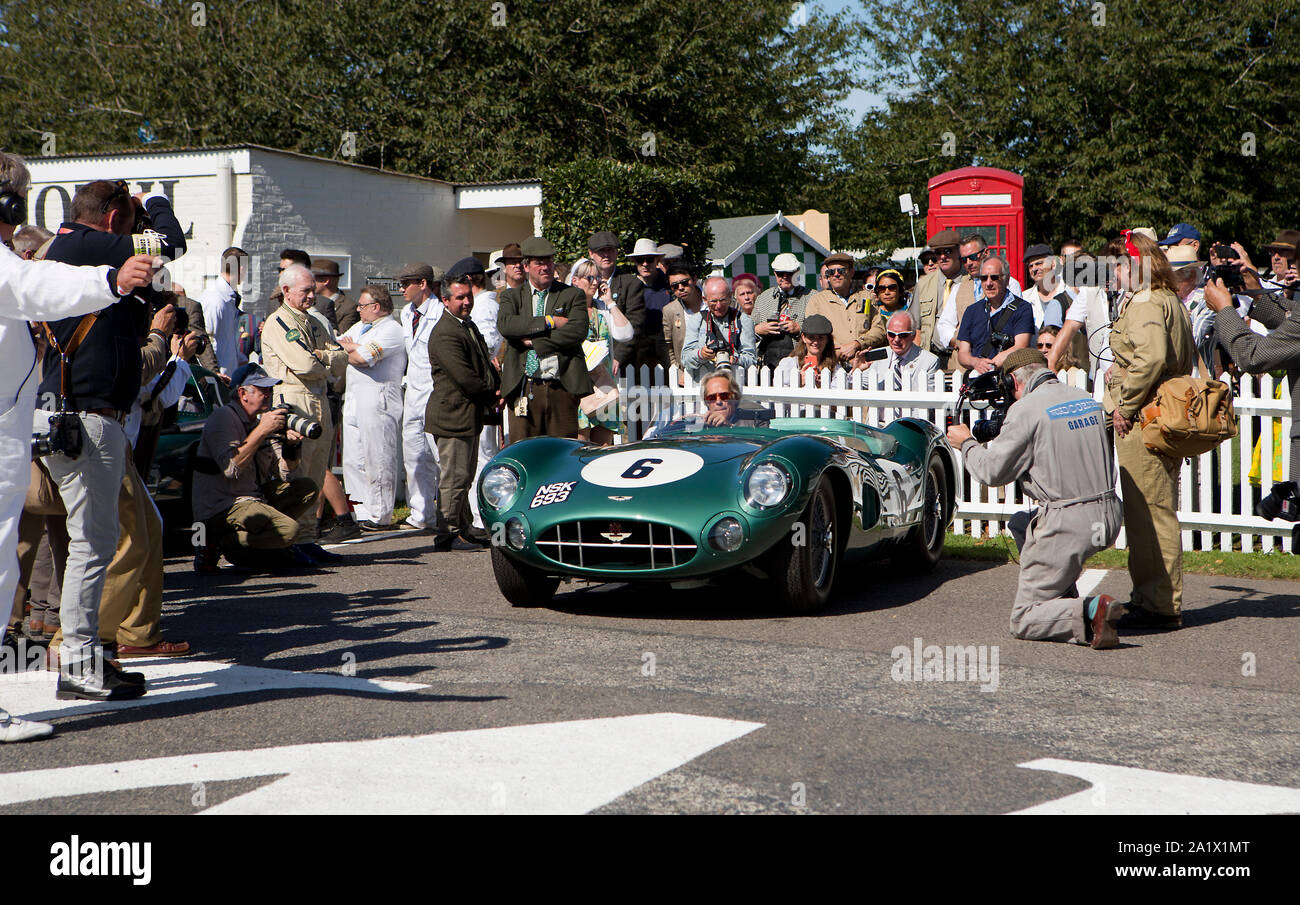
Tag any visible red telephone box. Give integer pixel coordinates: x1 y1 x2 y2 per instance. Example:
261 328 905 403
926 167 1025 286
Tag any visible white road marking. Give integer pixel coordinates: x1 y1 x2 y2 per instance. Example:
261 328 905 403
1012 758 1300 814
0 713 764 814
0 659 426 723
1075 569 1107 599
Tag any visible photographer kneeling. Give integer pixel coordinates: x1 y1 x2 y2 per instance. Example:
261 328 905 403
945 349 1126 649
191 365 318 572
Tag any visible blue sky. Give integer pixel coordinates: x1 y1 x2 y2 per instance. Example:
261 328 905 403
814 0 888 124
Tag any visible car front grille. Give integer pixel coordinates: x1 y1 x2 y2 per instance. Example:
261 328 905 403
536 520 697 570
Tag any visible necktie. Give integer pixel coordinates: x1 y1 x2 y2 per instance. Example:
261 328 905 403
411 306 422 334
232 291 242 309
360 322 373 335
525 288 545 377
892 356 904 420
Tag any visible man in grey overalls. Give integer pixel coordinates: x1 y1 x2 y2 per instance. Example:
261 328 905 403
946 348 1127 649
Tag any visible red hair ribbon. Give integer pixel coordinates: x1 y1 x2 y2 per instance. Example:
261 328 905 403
1122 229 1141 260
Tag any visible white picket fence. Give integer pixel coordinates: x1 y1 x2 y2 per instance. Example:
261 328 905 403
611 364 1295 553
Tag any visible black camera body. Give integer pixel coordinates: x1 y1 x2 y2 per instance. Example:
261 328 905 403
31 410 83 460
948 368 1015 442
1207 261 1246 293
270 403 323 440
1256 482 1300 522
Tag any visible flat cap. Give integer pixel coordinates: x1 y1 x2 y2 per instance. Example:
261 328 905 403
588 230 619 251
823 252 855 268
928 228 962 249
521 236 556 258
801 314 834 336
1001 348 1048 373
1023 243 1053 262
311 258 341 277
770 252 801 273
447 255 485 278
397 262 439 284
658 244 685 259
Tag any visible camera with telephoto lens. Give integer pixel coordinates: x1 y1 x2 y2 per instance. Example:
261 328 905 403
706 336 733 368
31 410 83 460
1256 481 1300 522
269 404 323 440
947 368 1015 442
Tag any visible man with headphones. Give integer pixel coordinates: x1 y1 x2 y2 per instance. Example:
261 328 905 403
0 152 156 741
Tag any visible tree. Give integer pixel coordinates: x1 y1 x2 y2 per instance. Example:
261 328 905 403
540 159 717 263
818 0 1300 257
0 0 859 218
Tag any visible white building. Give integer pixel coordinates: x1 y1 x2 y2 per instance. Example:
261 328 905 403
26 144 541 319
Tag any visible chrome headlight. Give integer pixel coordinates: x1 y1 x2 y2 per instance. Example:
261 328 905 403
481 465 520 510
506 517 528 550
745 462 791 508
709 517 744 552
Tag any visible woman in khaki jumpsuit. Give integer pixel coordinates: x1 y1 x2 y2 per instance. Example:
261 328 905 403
1105 232 1196 628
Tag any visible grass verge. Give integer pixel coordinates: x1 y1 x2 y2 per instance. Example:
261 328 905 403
944 532 1300 581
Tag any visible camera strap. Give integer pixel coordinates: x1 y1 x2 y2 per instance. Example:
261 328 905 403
981 299 1021 357
40 315 99 402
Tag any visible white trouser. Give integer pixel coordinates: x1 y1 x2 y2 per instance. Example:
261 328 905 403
401 385 440 528
343 382 403 525
469 423 502 528
0 400 28 652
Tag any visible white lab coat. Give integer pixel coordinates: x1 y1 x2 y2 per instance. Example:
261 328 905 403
0 246 119 631
399 296 445 527
341 315 406 524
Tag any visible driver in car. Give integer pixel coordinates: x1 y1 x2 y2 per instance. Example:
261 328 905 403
646 369 775 437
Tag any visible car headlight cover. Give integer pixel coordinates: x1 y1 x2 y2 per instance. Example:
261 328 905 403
746 462 791 508
481 465 520 509
506 518 528 550
709 517 744 552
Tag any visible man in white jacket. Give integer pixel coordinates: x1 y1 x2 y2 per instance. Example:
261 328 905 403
0 151 155 742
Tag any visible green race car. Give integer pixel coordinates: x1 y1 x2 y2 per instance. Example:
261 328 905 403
478 415 959 613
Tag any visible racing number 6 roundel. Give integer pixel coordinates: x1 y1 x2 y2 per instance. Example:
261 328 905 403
580 449 705 489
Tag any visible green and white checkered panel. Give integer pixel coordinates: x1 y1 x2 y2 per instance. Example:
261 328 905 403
724 226 823 290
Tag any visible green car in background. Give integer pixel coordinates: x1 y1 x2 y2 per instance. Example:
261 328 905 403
478 417 959 613
147 365 231 551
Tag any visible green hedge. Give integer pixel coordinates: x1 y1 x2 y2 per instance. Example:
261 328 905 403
540 159 717 268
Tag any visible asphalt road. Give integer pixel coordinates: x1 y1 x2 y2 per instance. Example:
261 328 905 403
1 531 1297 815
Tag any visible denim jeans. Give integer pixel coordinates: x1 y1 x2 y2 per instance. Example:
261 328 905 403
40 411 125 674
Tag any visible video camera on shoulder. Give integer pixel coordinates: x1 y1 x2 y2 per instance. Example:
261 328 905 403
947 368 1014 442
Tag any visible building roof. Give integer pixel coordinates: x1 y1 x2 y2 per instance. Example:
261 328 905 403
707 212 832 266
24 143 538 190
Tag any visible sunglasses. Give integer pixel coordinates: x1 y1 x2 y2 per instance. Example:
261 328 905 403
669 280 691 290
886 331 914 339
704 392 735 402
1036 343 1053 350
980 275 1004 282
876 283 900 292
101 179 131 214
934 248 956 257
863 283 876 292
825 267 850 276
961 251 987 263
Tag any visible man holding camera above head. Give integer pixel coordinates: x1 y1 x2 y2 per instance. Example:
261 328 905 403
1204 262 1300 523
192 365 318 571
946 348 1126 649
36 178 186 702
260 264 348 564
682 276 757 381
0 153 158 735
